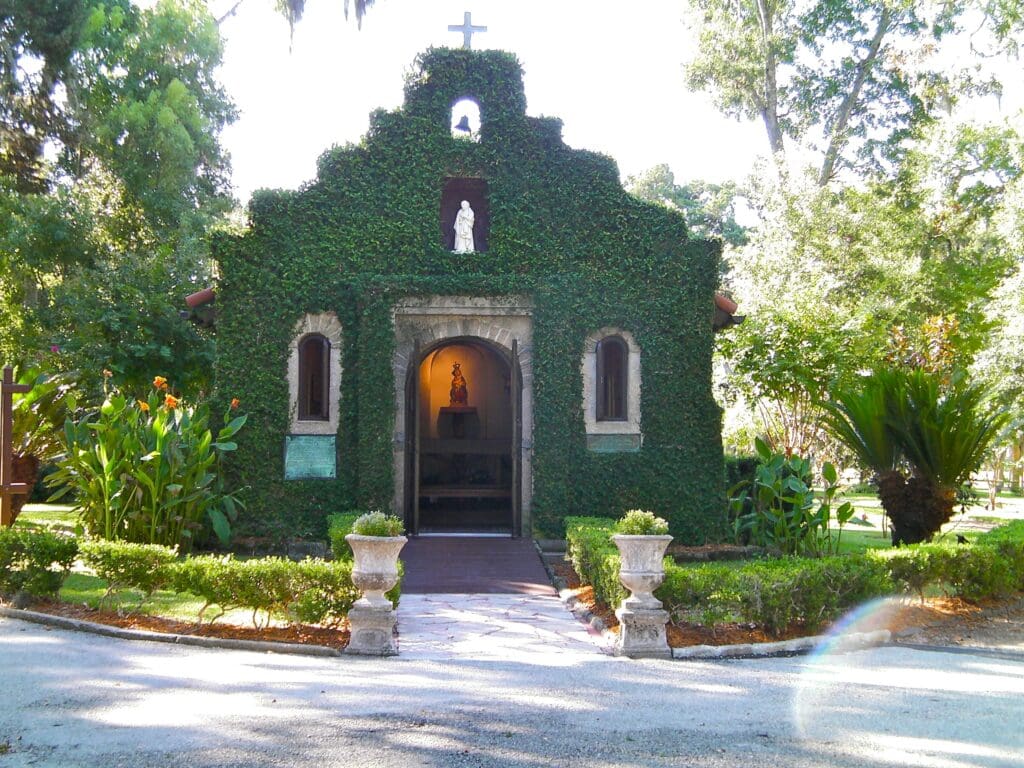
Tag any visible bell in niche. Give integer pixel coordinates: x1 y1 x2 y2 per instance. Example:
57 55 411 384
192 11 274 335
453 115 471 133
450 362 469 406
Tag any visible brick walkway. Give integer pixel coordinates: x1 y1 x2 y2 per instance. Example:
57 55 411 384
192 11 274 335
400 536 556 595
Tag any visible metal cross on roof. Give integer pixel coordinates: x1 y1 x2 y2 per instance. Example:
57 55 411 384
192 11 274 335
448 11 487 49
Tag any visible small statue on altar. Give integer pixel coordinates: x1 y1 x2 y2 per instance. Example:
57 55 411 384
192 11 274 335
450 362 469 406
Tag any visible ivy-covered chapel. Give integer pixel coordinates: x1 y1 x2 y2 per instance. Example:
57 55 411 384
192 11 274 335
214 48 726 542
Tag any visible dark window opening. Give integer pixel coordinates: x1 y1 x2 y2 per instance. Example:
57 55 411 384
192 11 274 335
596 336 628 421
441 177 489 252
298 334 330 421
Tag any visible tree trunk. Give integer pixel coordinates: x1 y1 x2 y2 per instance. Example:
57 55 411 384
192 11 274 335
880 471 957 546
875 470 909 545
817 6 892 185
10 454 39 525
756 0 785 157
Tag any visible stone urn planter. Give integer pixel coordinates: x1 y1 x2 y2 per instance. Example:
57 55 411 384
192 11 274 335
345 533 407 656
612 533 673 658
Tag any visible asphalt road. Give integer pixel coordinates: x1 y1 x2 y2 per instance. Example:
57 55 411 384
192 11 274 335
1 616 1022 768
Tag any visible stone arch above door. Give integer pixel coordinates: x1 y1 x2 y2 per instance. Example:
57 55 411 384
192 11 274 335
391 296 534 535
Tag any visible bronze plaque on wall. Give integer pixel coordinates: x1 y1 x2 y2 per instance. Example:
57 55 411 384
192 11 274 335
284 435 336 479
586 433 642 453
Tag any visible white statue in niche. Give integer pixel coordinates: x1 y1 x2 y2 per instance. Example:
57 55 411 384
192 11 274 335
453 200 475 253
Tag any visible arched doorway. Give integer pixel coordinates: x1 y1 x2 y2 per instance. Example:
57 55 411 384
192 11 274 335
404 336 522 535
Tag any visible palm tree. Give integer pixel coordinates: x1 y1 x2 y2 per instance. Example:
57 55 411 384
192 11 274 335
821 369 1009 545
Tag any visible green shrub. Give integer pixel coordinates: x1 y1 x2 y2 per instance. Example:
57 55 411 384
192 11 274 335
735 556 892 635
0 528 78 599
170 553 402 627
656 562 742 627
657 556 891 636
869 545 945 600
289 559 360 626
326 512 362 559
568 515 1022 638
169 554 237 621
946 546 1019 601
170 556 301 628
615 510 670 536
79 540 178 603
977 520 1024 545
565 516 626 606
47 377 247 549
351 511 404 537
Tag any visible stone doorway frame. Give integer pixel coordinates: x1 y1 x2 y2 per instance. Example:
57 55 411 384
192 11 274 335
392 296 534 536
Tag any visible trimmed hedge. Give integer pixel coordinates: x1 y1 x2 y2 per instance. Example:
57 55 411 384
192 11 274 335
565 516 627 607
79 540 179 602
870 542 1024 601
327 512 362 560
566 516 1024 637
0 528 78 599
54 537 402 628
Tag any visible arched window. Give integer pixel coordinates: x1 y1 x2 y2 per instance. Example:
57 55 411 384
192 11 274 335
596 335 628 421
582 328 642 452
298 334 330 421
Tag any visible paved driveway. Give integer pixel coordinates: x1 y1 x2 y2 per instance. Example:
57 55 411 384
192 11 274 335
1 616 1022 767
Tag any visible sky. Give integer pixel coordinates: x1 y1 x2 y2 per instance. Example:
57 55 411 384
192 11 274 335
211 0 768 205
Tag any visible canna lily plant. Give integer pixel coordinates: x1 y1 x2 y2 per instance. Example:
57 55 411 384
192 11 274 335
47 375 247 549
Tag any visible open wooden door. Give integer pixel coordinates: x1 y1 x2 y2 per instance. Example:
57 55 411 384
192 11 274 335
405 338 421 537
510 338 522 537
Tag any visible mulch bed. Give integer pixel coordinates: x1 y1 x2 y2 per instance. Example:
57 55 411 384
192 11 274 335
23 600 350 650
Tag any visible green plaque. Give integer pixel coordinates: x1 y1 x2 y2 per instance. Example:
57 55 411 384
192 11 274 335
284 435 337 479
586 433 642 453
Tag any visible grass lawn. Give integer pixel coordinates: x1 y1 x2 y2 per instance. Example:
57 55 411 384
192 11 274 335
13 503 77 534
59 572 273 627
832 527 892 554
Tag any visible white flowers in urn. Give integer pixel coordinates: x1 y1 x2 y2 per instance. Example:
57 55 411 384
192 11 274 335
345 511 407 656
611 509 672 658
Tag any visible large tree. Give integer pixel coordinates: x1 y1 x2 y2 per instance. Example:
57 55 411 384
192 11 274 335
684 0 1018 185
625 164 749 250
0 0 235 392
717 118 1023 457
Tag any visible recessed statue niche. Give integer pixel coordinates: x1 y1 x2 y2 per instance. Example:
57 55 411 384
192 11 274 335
441 177 488 252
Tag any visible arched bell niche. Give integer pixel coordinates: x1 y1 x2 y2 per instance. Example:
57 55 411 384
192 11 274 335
440 177 489 252
450 97 482 141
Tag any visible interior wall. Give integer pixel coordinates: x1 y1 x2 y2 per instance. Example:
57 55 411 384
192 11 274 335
418 340 511 439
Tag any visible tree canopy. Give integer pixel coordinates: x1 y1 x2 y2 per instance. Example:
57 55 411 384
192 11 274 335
1 0 235 393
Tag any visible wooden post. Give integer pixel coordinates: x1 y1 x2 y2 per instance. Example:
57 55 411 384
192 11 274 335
0 366 31 527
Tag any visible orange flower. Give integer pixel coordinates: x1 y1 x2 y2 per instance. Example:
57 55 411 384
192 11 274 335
153 376 168 391
230 397 240 410
164 394 179 409
137 400 150 412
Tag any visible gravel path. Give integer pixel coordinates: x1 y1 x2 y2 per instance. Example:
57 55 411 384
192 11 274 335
2 615 1022 767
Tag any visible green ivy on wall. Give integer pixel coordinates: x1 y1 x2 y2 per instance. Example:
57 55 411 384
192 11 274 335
213 48 726 542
